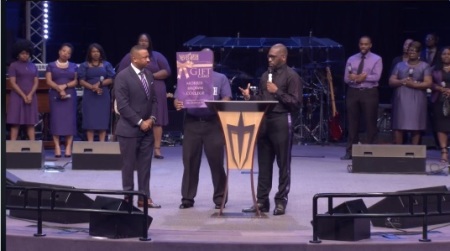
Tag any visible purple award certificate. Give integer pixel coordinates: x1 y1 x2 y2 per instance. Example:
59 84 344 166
176 50 214 108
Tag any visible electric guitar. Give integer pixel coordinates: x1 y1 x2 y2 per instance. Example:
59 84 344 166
326 67 343 141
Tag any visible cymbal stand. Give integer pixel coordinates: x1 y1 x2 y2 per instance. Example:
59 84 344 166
310 70 329 144
294 94 316 144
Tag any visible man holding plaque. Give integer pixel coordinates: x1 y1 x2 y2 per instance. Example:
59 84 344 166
174 49 232 209
240 43 302 216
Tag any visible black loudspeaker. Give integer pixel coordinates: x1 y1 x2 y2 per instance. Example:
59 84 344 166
89 196 152 239
6 140 45 169
369 186 450 228
351 144 426 173
316 199 370 241
7 181 94 223
6 171 23 186
72 141 121 170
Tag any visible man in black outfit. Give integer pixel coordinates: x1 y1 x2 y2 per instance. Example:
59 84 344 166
239 43 302 216
174 53 232 209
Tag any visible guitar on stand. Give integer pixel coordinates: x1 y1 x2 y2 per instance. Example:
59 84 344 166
326 66 343 141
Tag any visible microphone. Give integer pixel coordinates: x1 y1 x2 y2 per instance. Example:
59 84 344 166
309 30 312 38
97 76 105 95
54 94 71 100
408 68 414 78
347 64 352 74
268 67 273 82
99 76 104 87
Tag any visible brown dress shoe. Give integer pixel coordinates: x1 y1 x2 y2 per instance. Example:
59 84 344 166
138 199 161 208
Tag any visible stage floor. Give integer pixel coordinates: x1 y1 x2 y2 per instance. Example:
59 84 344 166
5 143 450 251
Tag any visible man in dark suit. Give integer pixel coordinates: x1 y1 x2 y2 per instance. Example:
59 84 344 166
114 44 161 208
420 33 440 67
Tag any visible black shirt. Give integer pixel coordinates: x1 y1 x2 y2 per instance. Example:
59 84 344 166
251 64 302 113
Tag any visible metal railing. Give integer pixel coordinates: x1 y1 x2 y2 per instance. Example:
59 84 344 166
310 191 450 243
5 185 152 241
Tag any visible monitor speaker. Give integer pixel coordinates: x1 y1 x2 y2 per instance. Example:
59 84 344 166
351 144 426 173
369 186 450 228
72 141 121 170
316 199 370 241
5 140 45 169
6 171 23 186
89 196 152 239
7 180 94 223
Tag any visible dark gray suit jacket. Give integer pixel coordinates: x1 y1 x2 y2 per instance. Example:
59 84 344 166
114 66 157 137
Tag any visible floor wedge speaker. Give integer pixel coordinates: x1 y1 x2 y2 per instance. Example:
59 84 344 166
351 144 426 173
89 196 152 239
316 199 370 241
72 141 121 170
6 140 45 169
7 181 94 223
6 171 23 186
369 186 450 228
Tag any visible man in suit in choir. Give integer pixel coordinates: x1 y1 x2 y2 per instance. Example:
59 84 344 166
114 44 161 208
420 33 440 67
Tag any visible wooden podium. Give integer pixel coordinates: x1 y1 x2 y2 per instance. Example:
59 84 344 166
205 100 277 217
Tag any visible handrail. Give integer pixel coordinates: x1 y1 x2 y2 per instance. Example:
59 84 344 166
5 185 152 241
310 191 450 243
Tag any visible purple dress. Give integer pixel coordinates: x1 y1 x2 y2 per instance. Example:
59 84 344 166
47 62 78 136
117 51 171 126
78 61 116 130
432 70 450 132
7 61 39 125
391 61 431 130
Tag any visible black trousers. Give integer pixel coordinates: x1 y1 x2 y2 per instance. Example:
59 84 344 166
256 113 293 207
345 88 379 153
180 115 227 205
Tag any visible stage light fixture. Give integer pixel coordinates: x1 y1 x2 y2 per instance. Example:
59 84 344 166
42 1 50 40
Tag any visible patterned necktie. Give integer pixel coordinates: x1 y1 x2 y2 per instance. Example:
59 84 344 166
139 72 150 98
357 55 365 74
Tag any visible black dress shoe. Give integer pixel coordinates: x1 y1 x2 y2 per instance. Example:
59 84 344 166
54 155 61 158
154 155 164 159
179 203 194 209
273 204 286 216
340 152 352 160
242 202 270 213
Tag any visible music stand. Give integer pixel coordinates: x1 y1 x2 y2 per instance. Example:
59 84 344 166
205 100 277 217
